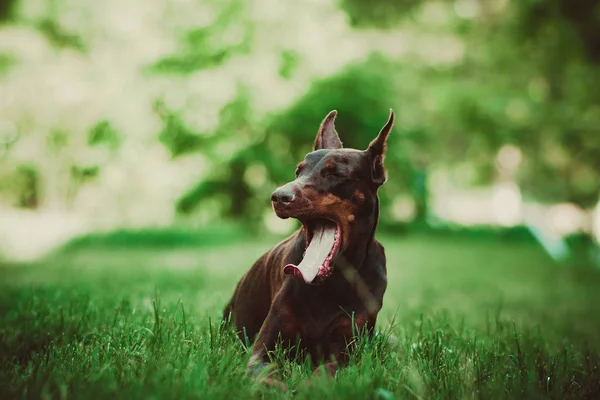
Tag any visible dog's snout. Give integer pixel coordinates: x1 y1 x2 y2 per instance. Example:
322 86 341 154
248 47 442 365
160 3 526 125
271 187 296 204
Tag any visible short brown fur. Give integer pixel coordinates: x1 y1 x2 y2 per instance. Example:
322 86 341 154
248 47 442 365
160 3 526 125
223 109 394 390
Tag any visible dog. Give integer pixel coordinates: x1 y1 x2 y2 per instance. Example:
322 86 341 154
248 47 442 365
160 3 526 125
223 109 394 389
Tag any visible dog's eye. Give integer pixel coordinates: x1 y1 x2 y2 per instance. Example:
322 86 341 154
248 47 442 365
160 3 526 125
295 167 302 177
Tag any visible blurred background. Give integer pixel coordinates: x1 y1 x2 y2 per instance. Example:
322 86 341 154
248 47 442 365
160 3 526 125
0 0 599 265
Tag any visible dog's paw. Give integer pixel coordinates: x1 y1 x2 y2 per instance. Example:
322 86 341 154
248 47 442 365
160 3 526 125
386 333 400 349
292 362 338 393
312 361 338 377
255 375 288 392
251 362 288 392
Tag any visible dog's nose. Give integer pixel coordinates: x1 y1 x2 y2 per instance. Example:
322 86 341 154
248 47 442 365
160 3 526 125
271 187 295 204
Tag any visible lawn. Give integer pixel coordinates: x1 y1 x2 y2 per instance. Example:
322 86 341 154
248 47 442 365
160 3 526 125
1 232 599 399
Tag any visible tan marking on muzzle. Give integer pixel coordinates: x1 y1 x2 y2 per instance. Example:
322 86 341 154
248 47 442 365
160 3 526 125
309 193 357 247
317 193 340 207
353 189 365 204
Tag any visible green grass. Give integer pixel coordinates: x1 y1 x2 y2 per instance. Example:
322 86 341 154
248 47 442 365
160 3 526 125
1 234 599 399
58 224 249 252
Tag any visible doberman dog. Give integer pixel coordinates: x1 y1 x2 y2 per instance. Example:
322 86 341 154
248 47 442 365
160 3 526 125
223 109 394 389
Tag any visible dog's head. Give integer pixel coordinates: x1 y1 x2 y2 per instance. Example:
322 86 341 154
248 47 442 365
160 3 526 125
271 109 394 284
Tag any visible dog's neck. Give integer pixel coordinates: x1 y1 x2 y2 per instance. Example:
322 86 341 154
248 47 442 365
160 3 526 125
335 196 380 271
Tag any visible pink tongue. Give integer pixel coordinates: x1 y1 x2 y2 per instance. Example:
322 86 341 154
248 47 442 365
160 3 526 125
284 224 336 283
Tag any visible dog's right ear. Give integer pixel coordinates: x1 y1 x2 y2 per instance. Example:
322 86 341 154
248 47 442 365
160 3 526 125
313 110 343 151
366 109 395 186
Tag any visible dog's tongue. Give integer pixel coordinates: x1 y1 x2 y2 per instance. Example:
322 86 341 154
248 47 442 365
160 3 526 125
283 223 336 284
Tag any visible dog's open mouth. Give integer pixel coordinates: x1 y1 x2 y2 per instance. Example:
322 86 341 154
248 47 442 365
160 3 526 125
283 220 341 284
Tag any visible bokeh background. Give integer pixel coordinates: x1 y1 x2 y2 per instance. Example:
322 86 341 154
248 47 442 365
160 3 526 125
1 0 600 303
1 1 600 397
0 0 599 262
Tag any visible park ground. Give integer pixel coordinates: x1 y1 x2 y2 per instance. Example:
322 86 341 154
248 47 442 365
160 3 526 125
1 230 599 399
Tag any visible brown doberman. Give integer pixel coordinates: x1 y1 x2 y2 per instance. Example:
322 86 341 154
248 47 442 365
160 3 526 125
223 109 394 390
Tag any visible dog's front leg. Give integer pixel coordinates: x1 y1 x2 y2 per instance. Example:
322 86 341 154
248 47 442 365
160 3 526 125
247 304 296 391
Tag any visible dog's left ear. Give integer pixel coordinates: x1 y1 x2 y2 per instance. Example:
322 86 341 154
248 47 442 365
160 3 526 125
314 110 343 151
367 109 395 186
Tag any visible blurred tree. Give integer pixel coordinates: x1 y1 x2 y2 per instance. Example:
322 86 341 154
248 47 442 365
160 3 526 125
147 0 263 227
14 165 38 209
169 55 436 226
153 0 599 231
0 0 16 22
148 0 252 75
340 0 600 208
0 53 16 76
502 0 600 207
88 121 121 151
341 0 420 28
155 101 214 158
23 0 87 51
168 88 266 227
278 50 301 81
36 18 85 51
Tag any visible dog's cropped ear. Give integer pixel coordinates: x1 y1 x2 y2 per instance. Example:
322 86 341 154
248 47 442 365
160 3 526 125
366 109 395 186
313 110 343 151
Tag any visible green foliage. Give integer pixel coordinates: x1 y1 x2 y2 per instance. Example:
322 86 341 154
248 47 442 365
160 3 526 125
268 54 399 154
341 0 421 29
278 50 300 80
14 164 38 209
155 102 211 158
0 53 16 76
145 0 600 228
335 0 600 207
167 54 427 223
0 0 16 22
148 1 253 75
469 0 600 206
88 121 121 150
172 88 267 224
36 19 86 51
1 236 600 398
